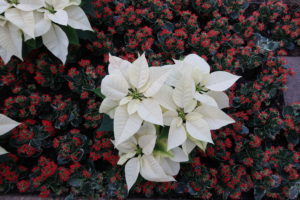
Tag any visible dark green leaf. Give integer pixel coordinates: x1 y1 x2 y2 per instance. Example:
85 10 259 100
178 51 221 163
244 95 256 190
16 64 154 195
62 26 79 45
68 178 83 187
99 114 113 131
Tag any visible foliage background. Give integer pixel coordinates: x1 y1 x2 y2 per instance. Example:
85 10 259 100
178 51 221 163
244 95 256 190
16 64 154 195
0 0 300 199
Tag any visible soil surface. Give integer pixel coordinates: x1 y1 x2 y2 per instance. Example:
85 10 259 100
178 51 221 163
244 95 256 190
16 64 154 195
283 57 300 105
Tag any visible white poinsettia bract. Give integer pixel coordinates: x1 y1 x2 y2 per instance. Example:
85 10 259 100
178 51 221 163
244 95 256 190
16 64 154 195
99 53 241 192
0 114 20 155
0 0 93 64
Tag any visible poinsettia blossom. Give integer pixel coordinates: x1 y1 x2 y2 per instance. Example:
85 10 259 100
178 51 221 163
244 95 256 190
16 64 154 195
167 54 241 109
99 54 172 145
0 114 20 155
116 123 175 191
0 0 93 64
160 82 234 151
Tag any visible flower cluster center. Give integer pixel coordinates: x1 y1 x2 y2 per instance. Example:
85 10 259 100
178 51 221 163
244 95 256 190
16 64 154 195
177 108 186 122
128 88 145 100
135 145 143 155
196 83 209 94
8 0 18 4
45 3 56 13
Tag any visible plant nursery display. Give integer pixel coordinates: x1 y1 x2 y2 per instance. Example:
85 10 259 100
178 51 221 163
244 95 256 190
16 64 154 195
100 53 240 191
0 0 299 199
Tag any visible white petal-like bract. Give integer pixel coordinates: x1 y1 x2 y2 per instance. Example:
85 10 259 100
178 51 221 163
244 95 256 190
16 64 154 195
197 105 235 130
66 6 93 31
0 146 8 155
114 106 143 145
42 24 69 63
125 158 140 191
167 119 187 150
101 74 129 101
99 98 119 119
206 91 230 109
16 0 45 11
128 53 149 89
5 8 35 38
172 75 196 113
186 118 213 144
140 155 175 182
206 71 241 91
0 114 20 136
0 23 23 63
46 9 68 26
184 54 210 74
137 99 163 125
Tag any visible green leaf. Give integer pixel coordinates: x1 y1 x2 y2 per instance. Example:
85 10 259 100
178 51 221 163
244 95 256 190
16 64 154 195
62 26 79 45
153 127 173 158
68 178 83 187
77 29 97 41
98 114 113 132
86 88 105 99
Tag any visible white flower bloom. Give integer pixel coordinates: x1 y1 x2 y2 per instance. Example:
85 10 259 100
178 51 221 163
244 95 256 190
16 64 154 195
99 54 172 145
167 54 240 109
159 77 235 151
116 123 175 191
0 114 20 155
0 0 45 14
0 0 92 64
34 0 92 63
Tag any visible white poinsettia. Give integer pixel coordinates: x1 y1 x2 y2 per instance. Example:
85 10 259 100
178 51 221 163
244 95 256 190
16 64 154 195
99 54 172 145
0 0 93 64
0 18 23 63
99 52 241 192
167 54 241 109
0 0 45 13
0 114 20 155
2 0 45 38
116 123 175 191
159 75 235 151
35 0 92 63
